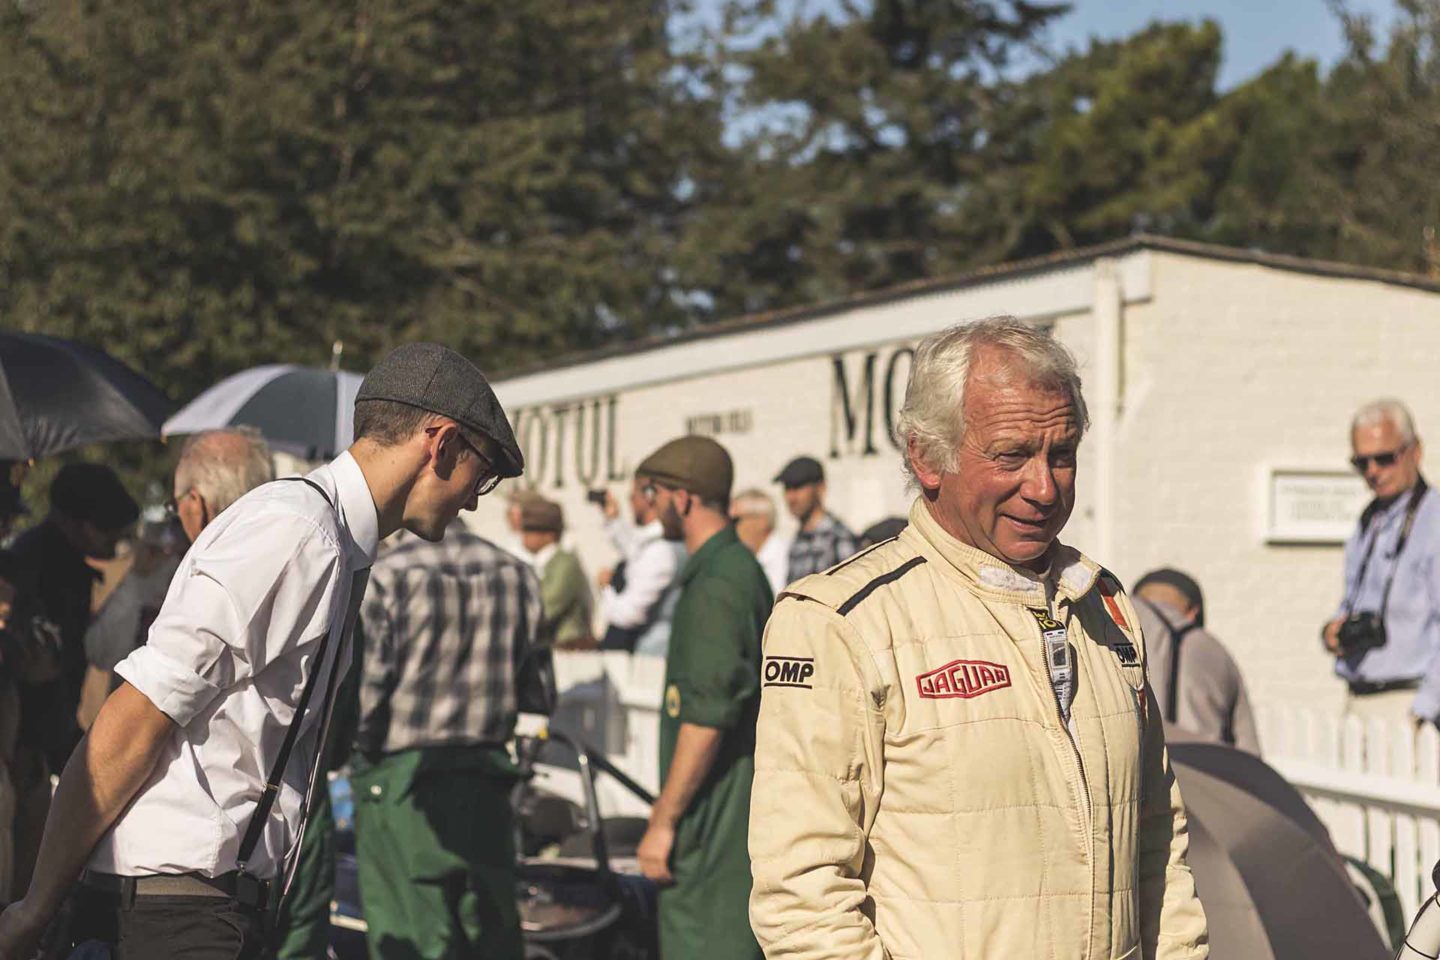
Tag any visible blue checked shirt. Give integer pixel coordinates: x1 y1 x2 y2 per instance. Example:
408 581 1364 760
1333 482 1440 719
786 512 860 582
356 523 541 755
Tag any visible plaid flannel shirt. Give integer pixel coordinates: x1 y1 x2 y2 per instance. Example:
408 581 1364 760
356 525 541 755
786 512 860 582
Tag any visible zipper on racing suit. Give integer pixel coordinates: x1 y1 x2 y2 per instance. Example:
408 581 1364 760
1030 587 1093 839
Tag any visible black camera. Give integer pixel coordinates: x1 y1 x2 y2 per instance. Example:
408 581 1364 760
1338 612 1388 654
585 489 608 506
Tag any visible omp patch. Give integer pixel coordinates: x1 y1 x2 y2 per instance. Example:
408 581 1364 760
664 684 681 718
1109 641 1140 666
764 656 815 688
916 659 1012 700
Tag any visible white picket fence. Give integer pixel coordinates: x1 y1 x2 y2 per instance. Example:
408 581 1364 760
540 658 1440 925
1258 705 1440 923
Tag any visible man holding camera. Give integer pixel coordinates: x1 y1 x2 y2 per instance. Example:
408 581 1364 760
1324 399 1440 724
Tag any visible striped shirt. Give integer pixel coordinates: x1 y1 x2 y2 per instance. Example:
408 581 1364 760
356 523 541 755
786 512 860 582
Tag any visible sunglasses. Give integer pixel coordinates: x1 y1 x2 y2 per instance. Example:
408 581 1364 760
1350 444 1410 472
426 426 501 497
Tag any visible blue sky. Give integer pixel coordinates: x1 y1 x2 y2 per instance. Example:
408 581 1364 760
693 0 1401 90
1047 0 1396 88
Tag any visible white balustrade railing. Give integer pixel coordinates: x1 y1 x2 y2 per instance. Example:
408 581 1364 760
542 660 1440 925
1258 705 1440 923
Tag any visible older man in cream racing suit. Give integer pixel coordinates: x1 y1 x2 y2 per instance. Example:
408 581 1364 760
749 317 1208 960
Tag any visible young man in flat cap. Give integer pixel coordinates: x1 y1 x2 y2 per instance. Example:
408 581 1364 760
0 343 523 960
634 436 770 960
773 455 858 583
520 496 594 649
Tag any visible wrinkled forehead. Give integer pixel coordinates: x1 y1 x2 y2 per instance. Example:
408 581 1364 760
964 373 1080 437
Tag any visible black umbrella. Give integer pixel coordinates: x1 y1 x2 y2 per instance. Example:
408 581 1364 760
0 333 172 459
1169 740 1389 960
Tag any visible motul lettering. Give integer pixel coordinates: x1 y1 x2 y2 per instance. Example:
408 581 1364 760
916 659 1012 700
764 656 815 688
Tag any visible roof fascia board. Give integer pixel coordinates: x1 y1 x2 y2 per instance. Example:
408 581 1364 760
495 250 1152 409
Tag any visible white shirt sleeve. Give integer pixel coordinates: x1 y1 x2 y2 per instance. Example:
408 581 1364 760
605 516 638 559
116 510 345 728
600 536 680 629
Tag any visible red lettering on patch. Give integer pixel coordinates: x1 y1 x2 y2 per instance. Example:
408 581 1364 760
916 659 1013 700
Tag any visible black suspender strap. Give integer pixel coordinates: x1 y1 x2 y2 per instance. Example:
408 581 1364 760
280 476 333 509
234 477 339 880
1164 622 1199 725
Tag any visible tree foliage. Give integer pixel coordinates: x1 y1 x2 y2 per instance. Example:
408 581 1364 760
2 0 1440 425
0 0 725 404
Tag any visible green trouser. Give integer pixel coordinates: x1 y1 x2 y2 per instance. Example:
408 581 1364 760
351 746 521 960
272 788 336 959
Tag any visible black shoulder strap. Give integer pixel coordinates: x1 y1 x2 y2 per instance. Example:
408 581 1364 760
235 476 336 874
837 556 927 616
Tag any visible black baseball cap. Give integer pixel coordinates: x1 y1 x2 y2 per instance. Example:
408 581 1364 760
50 463 139 531
774 455 824 488
356 343 524 479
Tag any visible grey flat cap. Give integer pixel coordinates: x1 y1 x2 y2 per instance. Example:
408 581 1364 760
357 343 524 478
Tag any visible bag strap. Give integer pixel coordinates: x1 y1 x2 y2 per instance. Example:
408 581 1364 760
235 476 335 874
1379 477 1428 619
1348 477 1428 618
1164 621 1200 725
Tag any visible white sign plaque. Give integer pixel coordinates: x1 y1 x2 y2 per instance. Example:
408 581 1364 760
1267 469 1369 544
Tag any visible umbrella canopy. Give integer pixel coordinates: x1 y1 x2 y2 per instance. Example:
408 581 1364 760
0 333 172 460
1170 741 1388 960
163 365 363 461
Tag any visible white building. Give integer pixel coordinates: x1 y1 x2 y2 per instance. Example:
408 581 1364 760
477 234 1440 715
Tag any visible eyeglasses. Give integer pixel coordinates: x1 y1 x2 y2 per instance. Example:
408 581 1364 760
1351 444 1410 472
427 426 502 497
164 488 195 518
640 482 659 505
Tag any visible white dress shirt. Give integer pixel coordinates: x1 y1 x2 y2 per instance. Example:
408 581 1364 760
90 452 379 879
755 531 792 598
600 517 685 629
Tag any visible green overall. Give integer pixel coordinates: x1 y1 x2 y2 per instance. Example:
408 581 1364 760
658 527 771 960
351 746 522 960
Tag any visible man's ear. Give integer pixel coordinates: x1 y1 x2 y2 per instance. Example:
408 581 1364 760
907 435 944 490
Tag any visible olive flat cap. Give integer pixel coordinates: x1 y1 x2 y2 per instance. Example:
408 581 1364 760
637 436 733 505
520 496 564 534
773 455 824 488
357 343 523 479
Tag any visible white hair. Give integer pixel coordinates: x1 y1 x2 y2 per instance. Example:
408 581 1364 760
895 316 1089 487
731 488 776 530
176 428 274 516
1352 398 1417 445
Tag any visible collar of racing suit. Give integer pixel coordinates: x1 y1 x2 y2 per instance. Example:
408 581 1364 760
903 497 1101 608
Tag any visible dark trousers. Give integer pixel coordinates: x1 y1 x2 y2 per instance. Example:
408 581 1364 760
69 887 268 960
